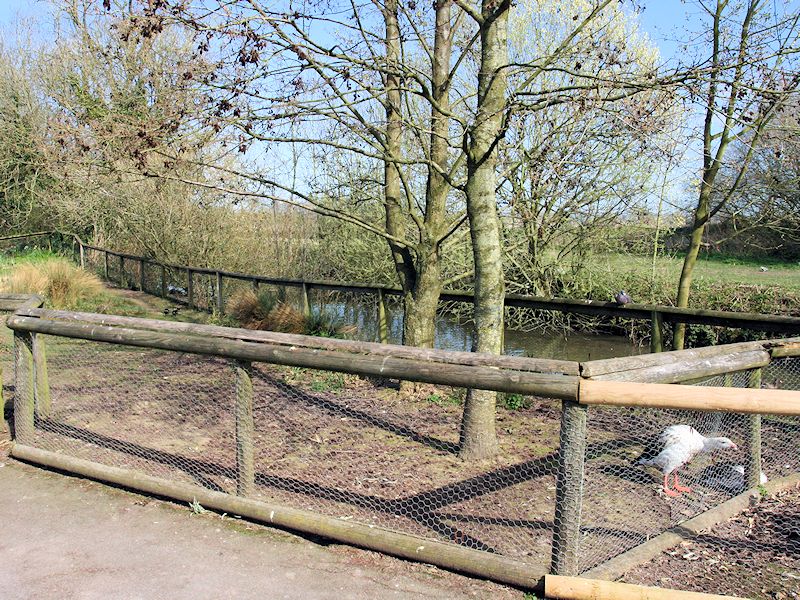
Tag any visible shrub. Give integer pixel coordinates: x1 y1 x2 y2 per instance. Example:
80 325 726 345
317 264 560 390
1 258 105 309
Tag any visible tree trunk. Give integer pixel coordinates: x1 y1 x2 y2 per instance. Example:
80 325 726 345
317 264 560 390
673 178 712 349
384 0 452 355
459 0 510 460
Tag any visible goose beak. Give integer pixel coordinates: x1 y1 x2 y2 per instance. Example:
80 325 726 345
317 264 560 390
731 443 738 450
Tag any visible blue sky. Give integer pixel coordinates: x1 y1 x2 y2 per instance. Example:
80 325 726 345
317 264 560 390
0 1 692 60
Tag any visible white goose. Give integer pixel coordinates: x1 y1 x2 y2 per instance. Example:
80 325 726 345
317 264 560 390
636 425 738 497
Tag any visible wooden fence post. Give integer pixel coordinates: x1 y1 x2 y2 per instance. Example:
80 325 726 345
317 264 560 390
746 368 763 488
103 251 109 280
79 242 85 269
187 269 194 309
139 259 146 292
234 360 255 497
551 399 588 576
13 332 35 441
216 272 224 314
302 283 311 318
160 265 167 298
377 289 389 344
251 278 260 293
119 255 125 287
650 311 663 353
31 333 51 418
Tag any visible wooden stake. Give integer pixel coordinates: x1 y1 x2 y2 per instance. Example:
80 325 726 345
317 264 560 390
31 333 51 418
216 271 224 314
187 269 194 309
551 400 587 576
377 289 389 344
746 368 762 488
119 255 125 287
302 283 311 319
13 332 35 441
103 251 109 280
234 360 255 497
650 310 663 353
160 265 167 298
139 259 146 292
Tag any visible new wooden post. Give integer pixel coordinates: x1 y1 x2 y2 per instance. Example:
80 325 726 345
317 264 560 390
650 311 663 353
160 265 167 298
139 258 146 292
13 332 35 441
31 333 51 418
302 283 311 319
216 272 224 314
377 289 389 344
551 399 587 576
187 269 194 309
103 251 109 280
746 368 763 488
234 360 255 497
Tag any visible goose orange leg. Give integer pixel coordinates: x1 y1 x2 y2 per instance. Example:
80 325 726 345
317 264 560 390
674 472 692 493
663 473 680 497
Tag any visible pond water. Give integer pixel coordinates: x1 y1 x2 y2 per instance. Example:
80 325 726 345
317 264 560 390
320 299 643 362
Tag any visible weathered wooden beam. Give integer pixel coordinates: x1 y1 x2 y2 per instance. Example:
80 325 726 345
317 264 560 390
103 251 109 279
15 308 580 375
579 379 800 416
550 400 587 576
6 315 580 399
587 350 771 384
234 360 255 497
118 255 125 287
580 340 779 379
10 444 546 590
79 243 85 269
160 265 167 298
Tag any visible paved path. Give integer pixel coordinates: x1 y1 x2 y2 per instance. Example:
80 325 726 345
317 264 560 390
0 460 518 600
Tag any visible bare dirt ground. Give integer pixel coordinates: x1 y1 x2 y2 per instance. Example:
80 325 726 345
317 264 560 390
0 458 523 600
623 485 800 599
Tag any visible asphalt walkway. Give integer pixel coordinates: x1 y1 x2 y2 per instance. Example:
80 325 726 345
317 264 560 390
0 459 518 600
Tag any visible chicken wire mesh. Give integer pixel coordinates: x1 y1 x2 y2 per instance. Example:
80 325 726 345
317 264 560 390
581 364 799 598
11 334 563 572
8 329 800 594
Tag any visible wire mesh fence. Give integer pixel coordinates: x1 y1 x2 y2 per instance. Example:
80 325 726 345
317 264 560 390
5 314 800 596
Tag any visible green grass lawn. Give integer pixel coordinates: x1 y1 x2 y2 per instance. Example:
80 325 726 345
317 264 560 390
601 253 800 293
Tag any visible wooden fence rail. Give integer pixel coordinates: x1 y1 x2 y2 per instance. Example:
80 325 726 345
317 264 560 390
6 231 800 348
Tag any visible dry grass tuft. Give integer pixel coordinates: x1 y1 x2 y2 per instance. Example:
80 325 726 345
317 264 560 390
1 258 105 309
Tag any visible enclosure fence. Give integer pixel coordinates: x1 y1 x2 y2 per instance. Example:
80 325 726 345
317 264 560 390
8 230 800 352
2 300 799 597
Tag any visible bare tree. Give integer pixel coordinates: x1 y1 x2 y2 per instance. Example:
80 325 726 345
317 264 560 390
672 0 800 349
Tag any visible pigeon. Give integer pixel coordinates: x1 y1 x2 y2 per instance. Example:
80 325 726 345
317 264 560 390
614 290 632 305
